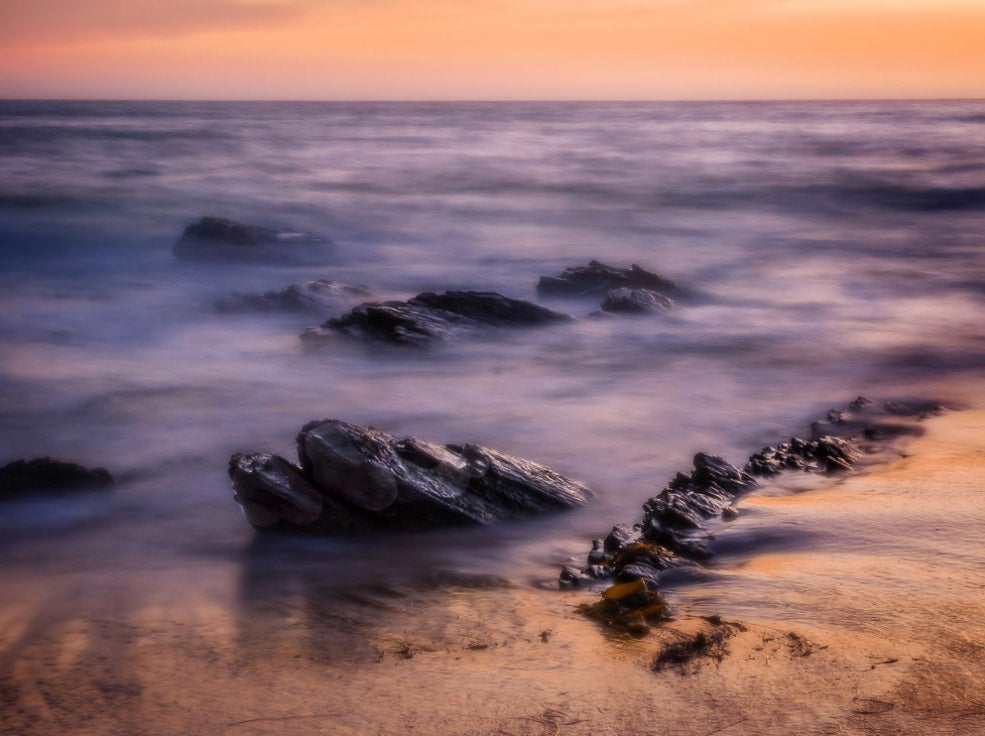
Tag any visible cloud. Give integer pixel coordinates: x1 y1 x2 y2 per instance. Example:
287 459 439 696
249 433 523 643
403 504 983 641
0 0 314 45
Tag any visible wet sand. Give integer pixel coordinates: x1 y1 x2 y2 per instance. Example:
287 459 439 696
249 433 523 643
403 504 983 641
2 410 985 736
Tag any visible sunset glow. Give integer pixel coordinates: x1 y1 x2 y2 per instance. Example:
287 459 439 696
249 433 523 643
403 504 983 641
2 0 984 99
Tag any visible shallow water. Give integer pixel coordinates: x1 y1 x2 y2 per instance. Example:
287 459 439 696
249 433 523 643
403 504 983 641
1 99 984 614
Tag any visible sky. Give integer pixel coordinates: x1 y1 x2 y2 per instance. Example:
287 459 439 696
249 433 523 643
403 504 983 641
1 0 984 100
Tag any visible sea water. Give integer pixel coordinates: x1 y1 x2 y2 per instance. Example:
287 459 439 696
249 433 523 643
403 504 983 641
1 99 984 603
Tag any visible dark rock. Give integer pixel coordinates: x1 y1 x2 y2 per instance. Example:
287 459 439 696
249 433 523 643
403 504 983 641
538 260 689 299
215 281 372 314
559 566 584 589
229 419 594 533
644 523 712 560
745 435 862 477
302 291 571 345
568 396 944 633
849 396 873 411
587 539 607 565
643 453 756 532
601 288 674 314
229 453 325 528
174 216 331 262
603 523 637 553
0 457 113 497
616 562 662 589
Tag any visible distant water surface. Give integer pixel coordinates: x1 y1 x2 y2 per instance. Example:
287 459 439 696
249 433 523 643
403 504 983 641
1 99 984 599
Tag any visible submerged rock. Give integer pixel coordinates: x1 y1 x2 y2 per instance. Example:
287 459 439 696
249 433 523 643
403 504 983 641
538 260 689 300
173 216 332 262
229 419 594 533
215 280 373 314
302 291 571 345
0 457 113 497
600 287 674 314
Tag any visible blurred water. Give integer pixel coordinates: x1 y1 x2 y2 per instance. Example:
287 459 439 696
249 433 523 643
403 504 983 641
1 100 984 597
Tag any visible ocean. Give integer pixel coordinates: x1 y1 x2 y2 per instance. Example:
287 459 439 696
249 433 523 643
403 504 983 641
1 100 984 663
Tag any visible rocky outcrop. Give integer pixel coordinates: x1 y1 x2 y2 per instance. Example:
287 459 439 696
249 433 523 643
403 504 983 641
0 457 113 497
215 281 373 314
538 260 689 300
564 397 943 633
229 419 595 532
600 287 674 314
302 291 571 345
173 216 332 262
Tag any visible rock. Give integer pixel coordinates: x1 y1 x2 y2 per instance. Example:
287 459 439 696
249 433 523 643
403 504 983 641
601 288 674 314
577 578 668 636
173 216 332 262
538 260 689 299
745 435 861 477
228 453 324 528
643 454 756 531
229 419 594 533
215 281 372 314
568 396 944 633
302 291 571 345
603 524 637 553
0 457 113 497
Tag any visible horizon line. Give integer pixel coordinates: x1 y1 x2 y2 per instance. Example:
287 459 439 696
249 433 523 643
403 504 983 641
2 96 985 105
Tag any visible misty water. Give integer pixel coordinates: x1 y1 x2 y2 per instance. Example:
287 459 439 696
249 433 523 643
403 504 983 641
2 100 985 618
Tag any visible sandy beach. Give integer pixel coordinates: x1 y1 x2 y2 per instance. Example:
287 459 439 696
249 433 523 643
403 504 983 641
4 0 985 731
2 409 983 736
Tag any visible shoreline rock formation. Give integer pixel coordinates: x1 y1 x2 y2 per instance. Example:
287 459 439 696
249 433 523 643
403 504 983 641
566 397 943 634
229 419 595 533
302 290 571 345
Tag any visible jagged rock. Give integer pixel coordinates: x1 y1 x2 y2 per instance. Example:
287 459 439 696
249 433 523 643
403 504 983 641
229 419 594 533
603 524 637 553
601 288 674 314
174 216 332 262
567 396 944 629
215 281 372 314
0 457 113 497
641 453 756 533
302 291 571 345
745 435 861 477
538 260 689 299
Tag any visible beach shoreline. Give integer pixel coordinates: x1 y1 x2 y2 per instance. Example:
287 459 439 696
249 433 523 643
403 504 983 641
2 409 983 735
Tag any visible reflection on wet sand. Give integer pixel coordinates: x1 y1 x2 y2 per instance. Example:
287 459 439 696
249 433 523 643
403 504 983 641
1 412 983 735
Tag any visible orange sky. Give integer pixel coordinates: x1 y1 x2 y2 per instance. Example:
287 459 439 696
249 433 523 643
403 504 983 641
1 0 984 99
